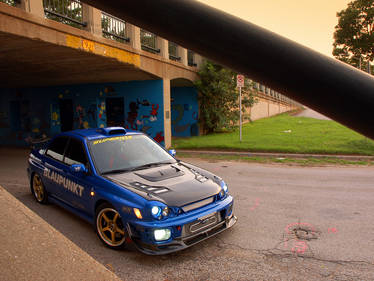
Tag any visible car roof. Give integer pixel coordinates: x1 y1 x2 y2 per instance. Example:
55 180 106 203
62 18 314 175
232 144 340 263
57 127 142 141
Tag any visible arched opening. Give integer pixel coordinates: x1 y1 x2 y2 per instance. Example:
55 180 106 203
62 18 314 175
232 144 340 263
170 78 199 138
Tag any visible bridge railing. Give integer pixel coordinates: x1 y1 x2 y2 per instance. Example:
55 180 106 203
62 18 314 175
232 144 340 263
4 0 203 68
140 29 160 54
43 0 85 28
168 42 181 61
101 12 130 43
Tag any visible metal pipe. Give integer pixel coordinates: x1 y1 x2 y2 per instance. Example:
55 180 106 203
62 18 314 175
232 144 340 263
81 0 374 140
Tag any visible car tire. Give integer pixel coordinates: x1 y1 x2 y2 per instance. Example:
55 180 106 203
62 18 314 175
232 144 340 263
95 203 128 250
31 173 48 204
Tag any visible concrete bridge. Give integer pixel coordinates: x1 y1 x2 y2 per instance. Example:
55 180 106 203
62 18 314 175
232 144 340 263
0 0 298 147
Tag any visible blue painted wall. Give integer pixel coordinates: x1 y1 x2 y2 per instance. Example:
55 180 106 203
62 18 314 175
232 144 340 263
0 80 165 146
171 87 199 137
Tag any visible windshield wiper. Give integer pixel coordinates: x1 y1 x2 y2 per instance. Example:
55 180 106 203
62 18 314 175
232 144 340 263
101 168 133 175
101 160 176 175
129 160 176 172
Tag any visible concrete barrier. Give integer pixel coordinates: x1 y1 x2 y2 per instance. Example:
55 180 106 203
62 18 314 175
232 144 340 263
0 185 121 281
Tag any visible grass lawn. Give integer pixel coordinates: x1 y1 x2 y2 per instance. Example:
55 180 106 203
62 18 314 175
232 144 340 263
173 113 374 155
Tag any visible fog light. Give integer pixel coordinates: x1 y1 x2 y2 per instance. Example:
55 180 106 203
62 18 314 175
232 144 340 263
154 228 171 241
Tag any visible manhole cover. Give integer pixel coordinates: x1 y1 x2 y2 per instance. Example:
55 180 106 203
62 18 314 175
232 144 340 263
292 226 320 241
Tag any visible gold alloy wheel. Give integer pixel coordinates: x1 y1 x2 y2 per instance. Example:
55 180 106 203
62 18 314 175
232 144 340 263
97 208 126 247
32 174 45 202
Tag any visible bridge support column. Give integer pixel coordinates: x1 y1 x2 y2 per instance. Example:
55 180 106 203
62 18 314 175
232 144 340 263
127 24 141 50
158 38 169 60
82 4 102 37
163 78 171 148
17 0 44 17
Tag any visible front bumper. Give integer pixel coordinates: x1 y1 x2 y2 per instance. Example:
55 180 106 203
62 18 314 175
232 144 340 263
127 196 237 255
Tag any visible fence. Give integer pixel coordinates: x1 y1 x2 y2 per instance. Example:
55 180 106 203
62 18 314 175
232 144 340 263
101 12 129 43
43 0 85 28
140 29 160 54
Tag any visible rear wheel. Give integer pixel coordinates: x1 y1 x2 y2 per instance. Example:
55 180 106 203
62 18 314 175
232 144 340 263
31 173 48 204
95 203 128 249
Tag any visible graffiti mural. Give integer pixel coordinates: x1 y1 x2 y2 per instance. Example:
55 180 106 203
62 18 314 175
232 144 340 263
0 80 165 146
171 87 199 137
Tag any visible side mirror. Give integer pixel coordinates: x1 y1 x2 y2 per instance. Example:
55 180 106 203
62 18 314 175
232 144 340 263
168 149 176 157
70 164 88 176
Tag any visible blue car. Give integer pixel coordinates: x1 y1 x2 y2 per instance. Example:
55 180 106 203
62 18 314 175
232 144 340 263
27 127 237 255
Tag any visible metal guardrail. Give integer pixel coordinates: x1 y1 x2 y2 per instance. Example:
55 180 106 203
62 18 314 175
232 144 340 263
168 42 180 61
140 29 160 54
43 0 86 28
0 0 18 6
101 12 130 43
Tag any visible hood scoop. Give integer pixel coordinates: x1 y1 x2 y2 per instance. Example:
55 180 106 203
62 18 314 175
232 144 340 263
135 165 184 182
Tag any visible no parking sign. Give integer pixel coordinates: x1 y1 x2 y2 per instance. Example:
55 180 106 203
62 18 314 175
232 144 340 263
236 74 245 88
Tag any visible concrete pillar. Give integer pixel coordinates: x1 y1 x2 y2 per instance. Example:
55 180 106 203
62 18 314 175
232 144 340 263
82 4 102 37
179 47 188 66
17 0 44 17
194 53 204 69
163 78 171 148
127 23 141 50
158 37 168 59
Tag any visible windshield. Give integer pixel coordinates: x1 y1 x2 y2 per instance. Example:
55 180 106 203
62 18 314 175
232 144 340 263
89 134 176 174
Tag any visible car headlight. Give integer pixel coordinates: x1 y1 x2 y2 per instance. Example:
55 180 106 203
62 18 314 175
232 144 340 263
151 206 161 218
151 205 170 219
154 228 171 241
221 181 228 193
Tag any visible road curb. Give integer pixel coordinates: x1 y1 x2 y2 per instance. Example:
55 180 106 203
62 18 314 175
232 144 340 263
0 185 122 281
177 149 374 161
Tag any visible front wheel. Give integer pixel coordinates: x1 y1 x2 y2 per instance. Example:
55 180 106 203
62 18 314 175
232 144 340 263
31 173 48 204
95 203 128 249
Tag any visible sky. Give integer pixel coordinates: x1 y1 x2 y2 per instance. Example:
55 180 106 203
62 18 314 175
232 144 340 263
197 0 351 57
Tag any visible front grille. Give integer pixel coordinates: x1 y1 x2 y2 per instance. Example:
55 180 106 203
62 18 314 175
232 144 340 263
182 197 214 212
182 212 222 237
183 223 226 246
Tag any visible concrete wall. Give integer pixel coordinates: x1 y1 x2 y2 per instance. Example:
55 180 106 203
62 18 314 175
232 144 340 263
0 80 165 146
247 94 298 122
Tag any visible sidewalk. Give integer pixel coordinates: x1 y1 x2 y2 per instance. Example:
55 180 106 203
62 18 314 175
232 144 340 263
178 149 374 161
0 185 121 281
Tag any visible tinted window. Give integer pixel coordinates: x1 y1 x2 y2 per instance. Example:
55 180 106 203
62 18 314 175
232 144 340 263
46 137 68 162
64 138 87 166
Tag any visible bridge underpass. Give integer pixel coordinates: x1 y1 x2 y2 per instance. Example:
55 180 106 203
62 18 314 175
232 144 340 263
0 1 200 148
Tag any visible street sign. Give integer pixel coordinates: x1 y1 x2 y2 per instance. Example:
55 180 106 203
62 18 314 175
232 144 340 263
237 74 245 88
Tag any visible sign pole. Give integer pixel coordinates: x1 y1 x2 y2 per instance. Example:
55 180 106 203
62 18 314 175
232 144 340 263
236 74 244 142
239 86 242 142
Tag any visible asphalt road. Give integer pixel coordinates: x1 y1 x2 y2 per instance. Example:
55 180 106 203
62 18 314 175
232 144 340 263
1 148 374 280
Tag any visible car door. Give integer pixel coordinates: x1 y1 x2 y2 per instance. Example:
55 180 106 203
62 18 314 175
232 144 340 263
43 136 69 199
62 137 93 214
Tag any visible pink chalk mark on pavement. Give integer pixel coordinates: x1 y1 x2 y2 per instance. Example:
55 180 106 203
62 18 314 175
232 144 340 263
250 198 260 211
291 240 308 254
328 227 338 233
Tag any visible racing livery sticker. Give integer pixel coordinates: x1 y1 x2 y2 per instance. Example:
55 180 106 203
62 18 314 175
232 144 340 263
43 168 84 197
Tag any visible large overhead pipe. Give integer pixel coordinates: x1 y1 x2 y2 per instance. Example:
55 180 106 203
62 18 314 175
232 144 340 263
81 0 374 140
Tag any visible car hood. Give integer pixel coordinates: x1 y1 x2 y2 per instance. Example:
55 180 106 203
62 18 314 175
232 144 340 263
104 161 222 207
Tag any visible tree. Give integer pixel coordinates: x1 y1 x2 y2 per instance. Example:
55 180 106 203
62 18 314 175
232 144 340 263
333 0 374 69
194 60 256 134
0 0 17 6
